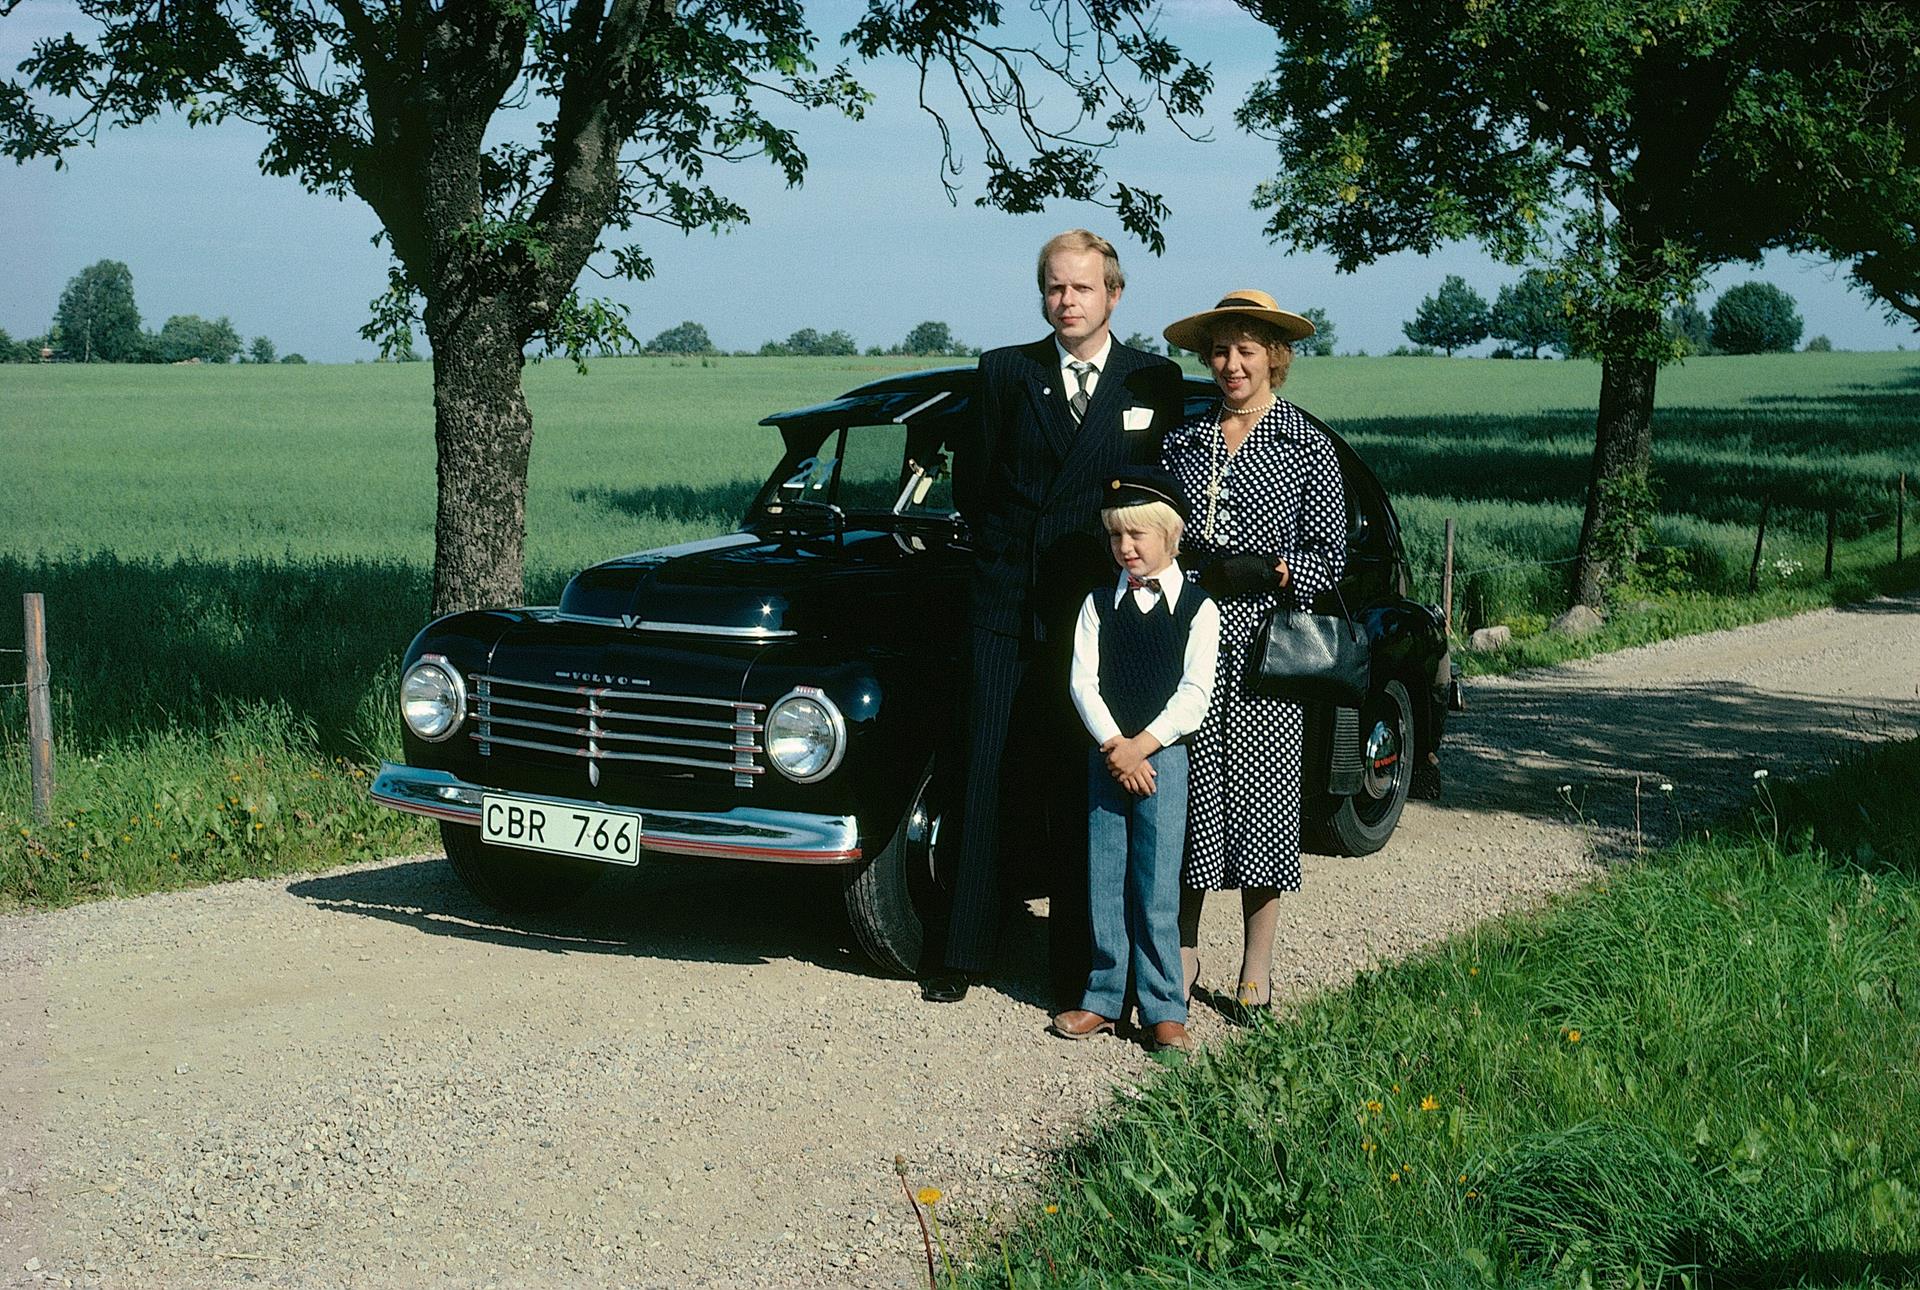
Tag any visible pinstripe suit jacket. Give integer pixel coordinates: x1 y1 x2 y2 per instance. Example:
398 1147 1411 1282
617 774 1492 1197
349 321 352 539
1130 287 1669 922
956 337 1184 643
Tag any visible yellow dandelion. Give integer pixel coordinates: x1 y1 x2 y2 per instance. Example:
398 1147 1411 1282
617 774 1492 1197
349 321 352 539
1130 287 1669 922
253 823 264 831
1388 1172 1401 1183
1567 1029 1582 1044
1458 1174 1468 1184
1365 1099 1382 1114
1420 1095 1439 1112
1044 1204 1059 1215
1361 1138 1376 1154
1391 1083 1401 1093
1467 1189 1478 1199
916 1187 942 1206
1469 966 1479 976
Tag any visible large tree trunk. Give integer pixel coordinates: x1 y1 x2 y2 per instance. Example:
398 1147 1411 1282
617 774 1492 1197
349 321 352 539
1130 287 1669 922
1569 350 1659 608
426 302 534 616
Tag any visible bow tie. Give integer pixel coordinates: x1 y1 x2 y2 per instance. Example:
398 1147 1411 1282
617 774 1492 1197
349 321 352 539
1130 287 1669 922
1126 574 1164 596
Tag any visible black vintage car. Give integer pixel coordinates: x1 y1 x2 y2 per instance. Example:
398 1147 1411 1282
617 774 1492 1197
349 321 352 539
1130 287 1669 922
371 368 1448 975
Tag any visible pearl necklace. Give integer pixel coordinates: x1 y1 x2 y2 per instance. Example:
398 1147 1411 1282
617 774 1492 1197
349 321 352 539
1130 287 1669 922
1221 395 1276 418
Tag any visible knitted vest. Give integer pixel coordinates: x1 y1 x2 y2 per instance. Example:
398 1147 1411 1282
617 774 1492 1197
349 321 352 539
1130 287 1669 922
1094 577 1208 738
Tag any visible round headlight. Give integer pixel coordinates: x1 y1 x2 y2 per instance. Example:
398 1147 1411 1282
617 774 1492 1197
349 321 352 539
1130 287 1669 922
764 688 846 782
401 658 466 742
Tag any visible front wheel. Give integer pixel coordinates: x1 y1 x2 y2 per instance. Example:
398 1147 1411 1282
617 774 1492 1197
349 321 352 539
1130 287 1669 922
1311 678 1415 856
439 821 603 915
842 768 945 977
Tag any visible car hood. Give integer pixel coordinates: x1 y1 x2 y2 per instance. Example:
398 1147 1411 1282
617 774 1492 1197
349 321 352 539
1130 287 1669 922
556 526 960 640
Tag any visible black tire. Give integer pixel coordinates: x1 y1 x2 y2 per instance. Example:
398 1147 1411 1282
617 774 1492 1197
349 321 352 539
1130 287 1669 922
842 768 944 977
1316 678 1415 856
439 821 602 915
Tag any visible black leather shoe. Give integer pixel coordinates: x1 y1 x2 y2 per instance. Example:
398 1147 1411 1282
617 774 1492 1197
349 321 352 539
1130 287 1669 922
920 971 974 1003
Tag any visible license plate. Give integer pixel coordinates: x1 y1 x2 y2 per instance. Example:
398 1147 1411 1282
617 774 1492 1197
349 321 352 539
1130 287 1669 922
481 794 643 867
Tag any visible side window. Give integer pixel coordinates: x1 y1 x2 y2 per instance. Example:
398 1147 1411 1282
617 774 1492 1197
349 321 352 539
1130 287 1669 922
838 426 955 514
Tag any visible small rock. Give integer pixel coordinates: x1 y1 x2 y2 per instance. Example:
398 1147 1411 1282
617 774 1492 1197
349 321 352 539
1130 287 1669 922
1550 604 1605 636
1466 625 1511 651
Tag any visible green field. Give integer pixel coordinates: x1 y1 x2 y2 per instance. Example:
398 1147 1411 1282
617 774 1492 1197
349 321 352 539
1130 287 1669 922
2 351 1918 904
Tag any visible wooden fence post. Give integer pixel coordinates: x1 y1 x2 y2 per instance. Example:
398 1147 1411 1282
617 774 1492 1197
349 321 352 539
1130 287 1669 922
1441 517 1456 633
1747 498 1771 592
24 593 54 826
1824 508 1837 579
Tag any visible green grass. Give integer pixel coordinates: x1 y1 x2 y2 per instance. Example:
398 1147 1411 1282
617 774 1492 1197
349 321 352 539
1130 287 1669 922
958 741 1920 1288
3 352 1918 907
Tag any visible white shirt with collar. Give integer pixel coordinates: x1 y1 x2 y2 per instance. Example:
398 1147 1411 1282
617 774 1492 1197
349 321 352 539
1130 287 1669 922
1069 557 1221 751
1054 332 1115 404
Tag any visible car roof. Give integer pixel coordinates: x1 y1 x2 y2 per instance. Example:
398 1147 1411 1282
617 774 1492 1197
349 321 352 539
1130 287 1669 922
759 366 1228 435
758 365 1393 528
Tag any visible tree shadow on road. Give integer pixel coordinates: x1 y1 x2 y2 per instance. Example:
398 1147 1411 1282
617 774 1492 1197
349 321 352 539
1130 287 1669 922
1431 660 1920 855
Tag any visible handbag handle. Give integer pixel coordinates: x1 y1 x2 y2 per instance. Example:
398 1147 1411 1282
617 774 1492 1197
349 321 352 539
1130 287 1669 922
1277 574 1362 643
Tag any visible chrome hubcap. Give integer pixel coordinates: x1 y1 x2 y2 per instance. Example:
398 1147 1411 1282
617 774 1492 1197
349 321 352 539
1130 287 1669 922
1362 719 1401 800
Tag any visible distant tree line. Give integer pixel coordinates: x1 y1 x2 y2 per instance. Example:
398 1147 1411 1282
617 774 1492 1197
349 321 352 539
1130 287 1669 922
641 318 980 358
1396 273 1817 359
5 260 304 364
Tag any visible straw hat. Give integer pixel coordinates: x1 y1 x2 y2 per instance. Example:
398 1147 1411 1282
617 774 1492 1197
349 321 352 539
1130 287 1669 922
1162 289 1314 352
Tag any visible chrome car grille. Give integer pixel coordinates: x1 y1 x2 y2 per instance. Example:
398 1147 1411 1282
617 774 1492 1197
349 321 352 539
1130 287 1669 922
471 674 765 788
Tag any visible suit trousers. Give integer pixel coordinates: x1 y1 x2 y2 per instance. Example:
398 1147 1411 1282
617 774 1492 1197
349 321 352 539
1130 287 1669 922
939 625 1090 1007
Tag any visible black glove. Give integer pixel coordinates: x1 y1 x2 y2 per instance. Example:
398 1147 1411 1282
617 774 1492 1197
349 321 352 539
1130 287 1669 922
1199 553 1278 598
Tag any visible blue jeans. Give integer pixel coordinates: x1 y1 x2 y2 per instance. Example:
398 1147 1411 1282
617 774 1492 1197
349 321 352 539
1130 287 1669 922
1082 744 1188 1025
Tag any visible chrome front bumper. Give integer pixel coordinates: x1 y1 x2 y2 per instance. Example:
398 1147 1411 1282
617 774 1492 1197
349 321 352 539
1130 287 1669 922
369 764 862 864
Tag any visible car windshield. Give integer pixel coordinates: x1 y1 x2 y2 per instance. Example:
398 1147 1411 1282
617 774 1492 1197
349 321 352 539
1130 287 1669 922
762 424 956 522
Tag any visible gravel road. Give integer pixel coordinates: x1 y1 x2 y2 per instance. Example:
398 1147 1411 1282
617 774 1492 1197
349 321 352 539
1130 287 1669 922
5 591 1919 1289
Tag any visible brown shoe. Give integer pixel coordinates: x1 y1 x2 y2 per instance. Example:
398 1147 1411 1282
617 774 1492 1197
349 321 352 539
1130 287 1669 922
1047 1009 1116 1041
1145 1020 1193 1053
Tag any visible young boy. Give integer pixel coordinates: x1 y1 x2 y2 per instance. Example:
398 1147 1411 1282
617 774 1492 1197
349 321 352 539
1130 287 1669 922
1052 468 1219 1054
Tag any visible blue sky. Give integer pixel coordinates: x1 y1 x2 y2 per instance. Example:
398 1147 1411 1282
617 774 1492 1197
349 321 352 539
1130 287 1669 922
5 0 1912 362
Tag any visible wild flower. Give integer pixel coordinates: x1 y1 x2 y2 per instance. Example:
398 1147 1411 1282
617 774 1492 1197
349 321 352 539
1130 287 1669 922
1389 1172 1402 1184
1365 1099 1383 1114
917 1187 942 1206
1752 768 1769 780
1566 1029 1582 1044
1659 782 1673 793
1043 1204 1058 1215
1420 1095 1439 1112
1361 1138 1377 1154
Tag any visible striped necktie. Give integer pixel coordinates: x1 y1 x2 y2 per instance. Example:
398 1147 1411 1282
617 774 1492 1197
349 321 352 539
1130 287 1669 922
1068 360 1095 422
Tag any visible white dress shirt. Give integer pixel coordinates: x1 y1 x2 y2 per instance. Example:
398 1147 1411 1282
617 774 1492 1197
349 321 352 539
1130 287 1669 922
1070 558 1221 751
1054 333 1114 403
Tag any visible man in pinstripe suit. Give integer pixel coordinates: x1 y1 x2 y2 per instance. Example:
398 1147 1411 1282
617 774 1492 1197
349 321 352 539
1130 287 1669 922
922 229 1184 1010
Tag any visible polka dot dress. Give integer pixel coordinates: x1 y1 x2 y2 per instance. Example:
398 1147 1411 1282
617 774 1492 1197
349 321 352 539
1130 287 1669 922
1162 401 1348 892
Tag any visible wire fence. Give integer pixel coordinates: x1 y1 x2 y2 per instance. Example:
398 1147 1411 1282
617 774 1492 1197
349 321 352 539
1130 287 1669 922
0 643 22 689
1435 477 1913 634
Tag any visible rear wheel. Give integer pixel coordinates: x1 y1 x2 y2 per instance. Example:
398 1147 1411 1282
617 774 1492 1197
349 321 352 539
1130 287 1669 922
842 768 945 977
439 822 603 915
1315 678 1415 856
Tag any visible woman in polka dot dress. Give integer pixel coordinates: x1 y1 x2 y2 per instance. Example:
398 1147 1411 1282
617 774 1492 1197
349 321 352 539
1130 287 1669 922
1158 290 1347 1020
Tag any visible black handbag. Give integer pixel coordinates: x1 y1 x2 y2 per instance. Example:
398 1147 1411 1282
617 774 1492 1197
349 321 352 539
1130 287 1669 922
1250 582 1370 708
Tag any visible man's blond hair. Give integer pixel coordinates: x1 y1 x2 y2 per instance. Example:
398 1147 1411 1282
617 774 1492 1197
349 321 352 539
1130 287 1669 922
1036 229 1126 296
1101 499 1183 558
